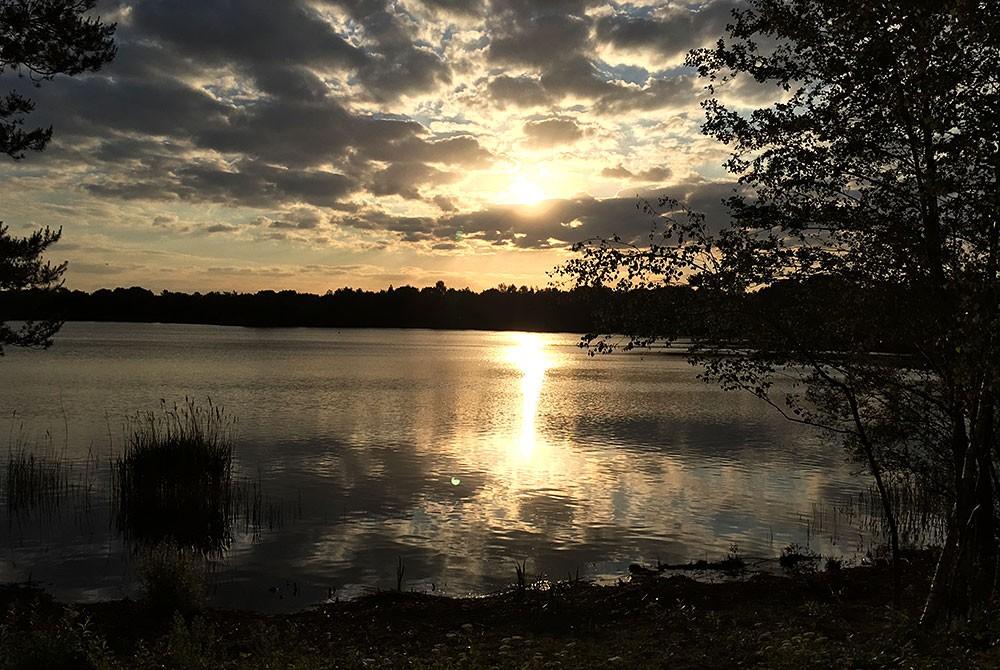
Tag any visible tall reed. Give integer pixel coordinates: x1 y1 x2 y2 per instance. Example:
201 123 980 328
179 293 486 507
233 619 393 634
4 446 69 514
112 399 237 554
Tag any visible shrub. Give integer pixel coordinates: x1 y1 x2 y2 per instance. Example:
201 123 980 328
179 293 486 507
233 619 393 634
779 544 821 574
137 544 208 618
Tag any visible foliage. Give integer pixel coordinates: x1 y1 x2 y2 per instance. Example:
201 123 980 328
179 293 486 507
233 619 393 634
779 543 821 574
0 598 111 670
558 0 1000 624
0 0 116 159
0 224 65 354
0 1 116 353
136 547 208 619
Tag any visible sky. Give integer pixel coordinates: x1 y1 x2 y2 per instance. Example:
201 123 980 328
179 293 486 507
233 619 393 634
0 0 773 293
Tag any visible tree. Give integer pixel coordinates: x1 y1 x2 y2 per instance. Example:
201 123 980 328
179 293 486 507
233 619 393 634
0 0 116 353
1 0 116 158
0 223 64 353
558 0 1000 624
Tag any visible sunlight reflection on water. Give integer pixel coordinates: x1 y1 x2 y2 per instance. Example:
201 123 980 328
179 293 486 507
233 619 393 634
507 332 552 461
0 324 881 611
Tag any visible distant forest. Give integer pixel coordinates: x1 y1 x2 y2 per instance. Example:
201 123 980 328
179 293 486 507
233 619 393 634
0 283 643 332
0 278 910 342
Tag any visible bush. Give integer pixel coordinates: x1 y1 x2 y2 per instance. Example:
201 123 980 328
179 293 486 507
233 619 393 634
779 544 821 574
137 545 208 618
0 601 110 670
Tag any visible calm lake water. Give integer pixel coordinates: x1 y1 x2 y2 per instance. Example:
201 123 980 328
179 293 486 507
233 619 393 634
1 322 876 611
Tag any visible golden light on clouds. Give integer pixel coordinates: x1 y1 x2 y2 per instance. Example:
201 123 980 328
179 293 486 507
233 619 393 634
0 1 746 292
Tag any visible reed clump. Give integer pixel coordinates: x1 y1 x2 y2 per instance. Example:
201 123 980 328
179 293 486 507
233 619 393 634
112 399 237 554
4 447 70 515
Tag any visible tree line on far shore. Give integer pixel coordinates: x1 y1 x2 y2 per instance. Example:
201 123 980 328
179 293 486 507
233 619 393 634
0 282 674 333
0 277 915 344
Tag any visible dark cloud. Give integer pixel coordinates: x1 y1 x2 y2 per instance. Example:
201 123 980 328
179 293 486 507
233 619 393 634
602 164 672 182
11 73 228 139
85 159 358 208
417 0 484 15
269 208 325 230
523 117 584 147
205 223 240 234
479 11 700 115
594 1 741 63
14 59 492 206
130 0 449 102
433 194 458 211
129 0 364 73
384 135 493 166
369 162 456 200
486 75 553 108
330 0 452 100
593 74 698 112
488 13 591 68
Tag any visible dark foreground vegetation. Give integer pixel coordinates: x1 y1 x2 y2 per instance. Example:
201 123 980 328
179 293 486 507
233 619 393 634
3 553 998 670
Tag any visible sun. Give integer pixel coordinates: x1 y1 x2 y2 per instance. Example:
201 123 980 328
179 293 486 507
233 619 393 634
503 173 547 206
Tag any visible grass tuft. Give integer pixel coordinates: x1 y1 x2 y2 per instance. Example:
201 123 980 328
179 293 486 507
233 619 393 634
112 398 237 555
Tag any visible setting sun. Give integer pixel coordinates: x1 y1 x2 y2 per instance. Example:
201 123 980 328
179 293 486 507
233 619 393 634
502 172 548 206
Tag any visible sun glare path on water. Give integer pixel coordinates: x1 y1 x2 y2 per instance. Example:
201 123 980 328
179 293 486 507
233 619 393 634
505 332 554 460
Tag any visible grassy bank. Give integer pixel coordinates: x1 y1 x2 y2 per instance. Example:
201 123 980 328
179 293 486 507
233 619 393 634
2 552 997 669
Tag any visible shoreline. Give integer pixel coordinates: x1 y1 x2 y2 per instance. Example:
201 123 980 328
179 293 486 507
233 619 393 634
3 550 995 669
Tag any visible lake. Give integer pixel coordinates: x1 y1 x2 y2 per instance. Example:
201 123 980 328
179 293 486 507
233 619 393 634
0 322 876 611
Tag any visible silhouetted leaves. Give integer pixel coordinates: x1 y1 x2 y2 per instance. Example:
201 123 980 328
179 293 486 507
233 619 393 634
0 0 116 158
0 0 116 352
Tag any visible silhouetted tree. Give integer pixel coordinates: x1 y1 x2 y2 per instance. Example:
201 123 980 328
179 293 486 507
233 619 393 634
0 223 64 352
0 0 116 352
1 0 116 158
559 0 1000 624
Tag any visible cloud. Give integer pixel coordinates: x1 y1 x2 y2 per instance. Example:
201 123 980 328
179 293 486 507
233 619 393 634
488 12 592 68
0 0 755 292
433 194 458 211
594 1 741 63
129 0 450 102
369 162 457 200
602 164 672 182
417 0 484 16
85 158 359 208
267 207 327 230
331 0 452 100
204 223 240 234
522 117 584 147
335 180 737 249
486 75 553 108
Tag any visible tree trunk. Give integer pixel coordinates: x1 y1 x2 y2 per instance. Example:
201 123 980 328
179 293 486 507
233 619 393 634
921 401 998 625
